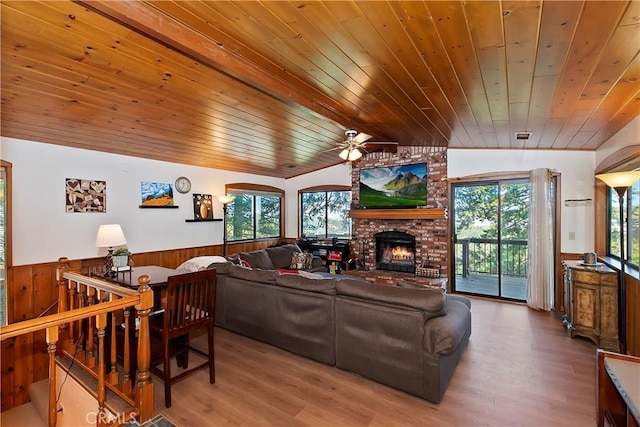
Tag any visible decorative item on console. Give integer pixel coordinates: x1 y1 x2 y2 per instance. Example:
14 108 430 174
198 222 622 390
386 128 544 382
582 252 598 265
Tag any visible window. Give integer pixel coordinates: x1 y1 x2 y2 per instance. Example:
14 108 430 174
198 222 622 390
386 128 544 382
226 185 282 242
0 161 11 326
300 187 351 239
608 179 640 268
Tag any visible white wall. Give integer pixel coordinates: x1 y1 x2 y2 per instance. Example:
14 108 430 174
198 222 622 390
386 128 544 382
1 137 284 265
284 163 351 238
595 116 640 167
5 132 637 265
447 149 597 254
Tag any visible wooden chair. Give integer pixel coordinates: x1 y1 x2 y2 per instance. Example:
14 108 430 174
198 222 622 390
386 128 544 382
149 269 216 407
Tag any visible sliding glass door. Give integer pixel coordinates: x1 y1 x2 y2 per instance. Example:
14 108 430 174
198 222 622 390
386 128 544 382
452 179 530 300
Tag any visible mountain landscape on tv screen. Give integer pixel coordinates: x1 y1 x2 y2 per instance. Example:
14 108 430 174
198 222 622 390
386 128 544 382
359 165 427 208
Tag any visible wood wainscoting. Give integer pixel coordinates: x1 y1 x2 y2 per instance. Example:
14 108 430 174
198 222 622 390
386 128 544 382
1 238 286 411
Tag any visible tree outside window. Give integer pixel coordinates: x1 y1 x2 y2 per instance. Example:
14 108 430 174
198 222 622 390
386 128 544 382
301 190 351 239
227 193 281 241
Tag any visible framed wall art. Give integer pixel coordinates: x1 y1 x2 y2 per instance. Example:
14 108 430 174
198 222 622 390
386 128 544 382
66 178 106 213
139 181 178 208
192 193 213 220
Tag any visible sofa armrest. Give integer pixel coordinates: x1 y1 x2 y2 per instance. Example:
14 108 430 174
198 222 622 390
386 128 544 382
423 299 471 355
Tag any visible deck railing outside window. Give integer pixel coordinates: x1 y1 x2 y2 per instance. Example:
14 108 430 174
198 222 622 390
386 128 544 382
455 238 528 278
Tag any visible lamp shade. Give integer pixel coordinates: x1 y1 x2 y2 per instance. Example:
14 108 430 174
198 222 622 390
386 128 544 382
595 171 640 189
339 148 362 161
95 224 127 248
217 194 236 205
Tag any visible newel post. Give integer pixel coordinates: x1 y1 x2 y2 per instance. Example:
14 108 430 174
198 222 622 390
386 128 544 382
56 257 70 316
134 274 154 422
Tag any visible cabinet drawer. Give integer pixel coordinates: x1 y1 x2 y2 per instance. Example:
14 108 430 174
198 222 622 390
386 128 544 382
572 269 616 285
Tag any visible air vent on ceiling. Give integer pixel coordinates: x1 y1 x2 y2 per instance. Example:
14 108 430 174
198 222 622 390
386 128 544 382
515 131 532 140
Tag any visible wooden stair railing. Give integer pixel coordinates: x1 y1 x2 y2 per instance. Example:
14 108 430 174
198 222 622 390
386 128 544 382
0 257 155 427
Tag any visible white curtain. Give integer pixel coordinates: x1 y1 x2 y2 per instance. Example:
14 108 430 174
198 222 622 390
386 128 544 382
526 168 554 310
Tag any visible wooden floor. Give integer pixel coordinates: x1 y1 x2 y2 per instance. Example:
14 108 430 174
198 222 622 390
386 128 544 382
151 297 597 427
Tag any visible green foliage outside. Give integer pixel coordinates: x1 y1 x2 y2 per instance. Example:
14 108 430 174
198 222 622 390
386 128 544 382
301 191 351 238
454 182 530 277
609 185 640 266
227 194 281 241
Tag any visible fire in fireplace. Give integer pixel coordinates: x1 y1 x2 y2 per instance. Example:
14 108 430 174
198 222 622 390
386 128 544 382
375 231 416 273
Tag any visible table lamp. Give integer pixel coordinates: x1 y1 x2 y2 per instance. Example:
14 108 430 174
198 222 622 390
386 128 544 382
95 224 127 277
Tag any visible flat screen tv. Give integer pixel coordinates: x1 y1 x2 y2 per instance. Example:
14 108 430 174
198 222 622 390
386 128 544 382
359 163 427 208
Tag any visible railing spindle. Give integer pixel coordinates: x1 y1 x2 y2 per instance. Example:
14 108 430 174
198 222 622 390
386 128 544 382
96 313 107 427
122 308 131 394
67 283 76 350
86 287 96 368
46 326 58 427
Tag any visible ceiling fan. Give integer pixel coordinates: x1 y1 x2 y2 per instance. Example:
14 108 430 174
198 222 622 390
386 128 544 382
334 130 398 161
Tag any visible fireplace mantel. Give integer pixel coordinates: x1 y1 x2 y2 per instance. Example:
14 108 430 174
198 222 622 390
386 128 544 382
349 208 447 220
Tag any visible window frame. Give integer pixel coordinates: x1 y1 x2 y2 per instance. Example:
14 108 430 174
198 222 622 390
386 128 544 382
1 160 12 326
595 145 640 276
298 185 352 239
225 183 284 242
605 180 639 269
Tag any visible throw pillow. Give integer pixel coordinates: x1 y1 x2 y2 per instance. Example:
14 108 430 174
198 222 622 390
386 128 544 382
176 256 228 273
239 250 275 270
290 251 313 270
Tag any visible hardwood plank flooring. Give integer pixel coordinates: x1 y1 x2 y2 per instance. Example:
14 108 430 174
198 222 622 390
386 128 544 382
151 297 597 426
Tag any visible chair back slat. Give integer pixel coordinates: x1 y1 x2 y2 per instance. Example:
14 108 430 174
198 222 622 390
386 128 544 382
163 270 216 337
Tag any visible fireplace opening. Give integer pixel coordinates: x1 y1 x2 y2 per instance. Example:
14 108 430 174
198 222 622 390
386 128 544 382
375 231 416 273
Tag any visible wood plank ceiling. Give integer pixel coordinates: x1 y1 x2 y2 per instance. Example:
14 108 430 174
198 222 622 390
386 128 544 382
1 1 639 179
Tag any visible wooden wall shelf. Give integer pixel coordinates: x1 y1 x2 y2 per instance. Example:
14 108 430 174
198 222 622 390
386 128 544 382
349 208 447 220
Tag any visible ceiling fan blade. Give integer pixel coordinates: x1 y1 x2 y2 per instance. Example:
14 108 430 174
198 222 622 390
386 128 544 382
363 141 399 151
352 132 372 144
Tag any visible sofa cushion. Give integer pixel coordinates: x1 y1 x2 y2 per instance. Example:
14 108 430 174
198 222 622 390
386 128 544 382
228 264 277 284
290 251 313 270
239 250 275 270
266 244 301 269
275 274 337 295
337 279 447 320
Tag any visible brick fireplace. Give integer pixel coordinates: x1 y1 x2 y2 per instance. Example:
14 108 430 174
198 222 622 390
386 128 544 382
349 146 449 280
375 230 416 273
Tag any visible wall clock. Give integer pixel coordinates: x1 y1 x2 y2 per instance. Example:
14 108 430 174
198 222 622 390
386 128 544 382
175 176 191 194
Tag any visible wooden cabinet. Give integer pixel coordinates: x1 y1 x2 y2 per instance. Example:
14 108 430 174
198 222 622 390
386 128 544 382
563 261 619 351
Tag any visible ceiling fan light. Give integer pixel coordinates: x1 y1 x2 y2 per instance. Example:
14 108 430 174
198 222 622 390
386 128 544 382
339 148 362 161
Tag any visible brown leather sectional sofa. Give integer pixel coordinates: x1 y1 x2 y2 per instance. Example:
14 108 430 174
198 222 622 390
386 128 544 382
209 244 472 403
